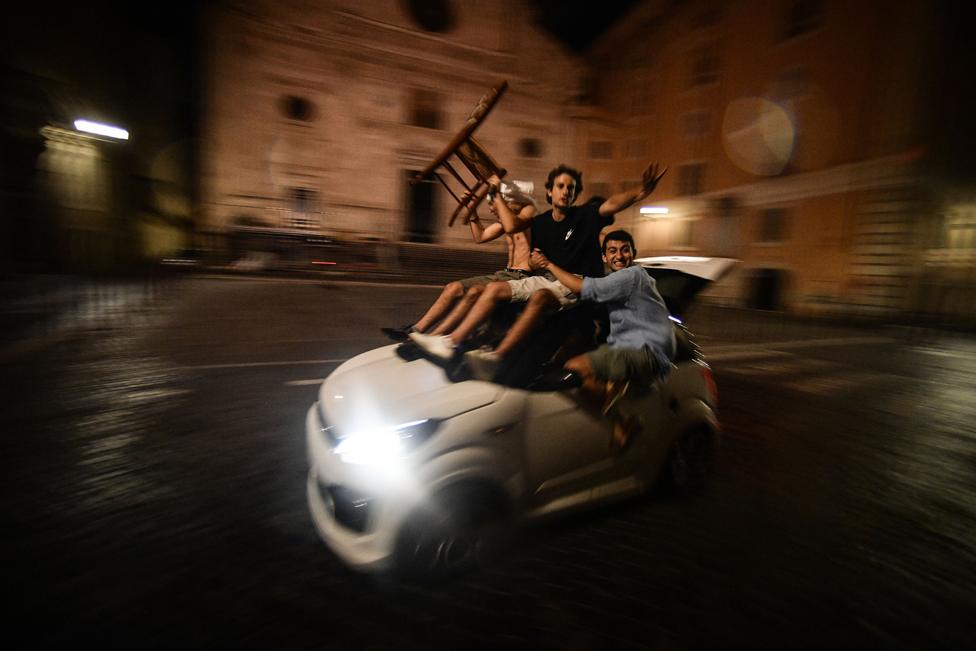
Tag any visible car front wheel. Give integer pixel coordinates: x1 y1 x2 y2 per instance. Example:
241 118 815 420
393 485 509 580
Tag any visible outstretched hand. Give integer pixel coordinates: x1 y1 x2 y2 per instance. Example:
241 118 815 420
530 248 550 271
639 163 667 198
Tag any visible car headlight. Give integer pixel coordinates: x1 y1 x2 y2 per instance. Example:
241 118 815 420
334 419 440 465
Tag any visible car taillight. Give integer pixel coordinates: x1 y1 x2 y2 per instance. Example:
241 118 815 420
700 366 718 407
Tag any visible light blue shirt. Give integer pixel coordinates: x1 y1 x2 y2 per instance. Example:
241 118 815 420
581 265 675 368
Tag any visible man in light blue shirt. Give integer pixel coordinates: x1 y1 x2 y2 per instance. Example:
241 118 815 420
530 229 675 449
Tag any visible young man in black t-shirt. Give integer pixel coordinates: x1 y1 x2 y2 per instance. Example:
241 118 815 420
410 162 666 379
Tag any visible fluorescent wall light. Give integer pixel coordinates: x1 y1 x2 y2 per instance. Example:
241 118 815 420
640 206 669 215
73 119 129 140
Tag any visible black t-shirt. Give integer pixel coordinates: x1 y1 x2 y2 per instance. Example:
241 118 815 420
530 199 614 278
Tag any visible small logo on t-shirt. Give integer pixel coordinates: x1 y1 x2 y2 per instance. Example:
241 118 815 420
564 228 574 241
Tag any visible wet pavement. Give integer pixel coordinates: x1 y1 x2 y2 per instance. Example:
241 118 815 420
3 275 975 648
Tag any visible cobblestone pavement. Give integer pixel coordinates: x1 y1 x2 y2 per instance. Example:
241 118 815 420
3 276 975 649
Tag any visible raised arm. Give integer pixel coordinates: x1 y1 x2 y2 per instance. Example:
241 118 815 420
530 248 583 294
598 162 667 217
467 212 506 243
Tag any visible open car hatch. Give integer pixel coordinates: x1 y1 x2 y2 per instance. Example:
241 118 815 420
635 256 737 319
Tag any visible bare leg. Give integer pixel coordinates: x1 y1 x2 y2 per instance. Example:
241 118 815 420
565 354 635 449
564 354 606 411
413 281 464 333
450 281 512 345
432 284 483 335
494 289 559 357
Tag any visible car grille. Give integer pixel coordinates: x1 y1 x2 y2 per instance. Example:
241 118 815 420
317 479 373 533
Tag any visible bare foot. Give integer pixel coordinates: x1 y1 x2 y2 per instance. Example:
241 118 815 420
610 417 640 452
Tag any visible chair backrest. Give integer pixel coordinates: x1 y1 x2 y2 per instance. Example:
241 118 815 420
412 81 509 226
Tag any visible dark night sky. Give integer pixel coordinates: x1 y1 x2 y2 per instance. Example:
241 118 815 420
533 0 641 51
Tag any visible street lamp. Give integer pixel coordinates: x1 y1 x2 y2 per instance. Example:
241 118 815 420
640 206 669 215
73 119 129 141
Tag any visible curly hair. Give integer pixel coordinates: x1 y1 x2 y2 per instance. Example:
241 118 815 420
544 164 583 205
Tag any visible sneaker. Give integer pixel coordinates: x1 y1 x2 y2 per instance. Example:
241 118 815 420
409 332 457 361
464 348 502 381
381 324 415 341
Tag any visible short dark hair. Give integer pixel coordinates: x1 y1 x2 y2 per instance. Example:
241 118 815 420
544 164 583 205
601 229 636 256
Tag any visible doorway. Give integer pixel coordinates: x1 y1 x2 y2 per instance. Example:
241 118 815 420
405 170 437 243
749 268 786 310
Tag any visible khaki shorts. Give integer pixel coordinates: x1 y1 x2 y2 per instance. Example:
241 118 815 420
507 273 579 306
458 268 531 290
586 344 663 385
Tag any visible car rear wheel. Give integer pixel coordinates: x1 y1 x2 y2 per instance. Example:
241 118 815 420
664 426 716 496
393 485 510 580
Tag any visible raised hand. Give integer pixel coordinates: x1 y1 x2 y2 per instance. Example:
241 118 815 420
640 163 668 198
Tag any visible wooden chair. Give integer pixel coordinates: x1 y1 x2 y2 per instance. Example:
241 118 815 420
413 81 508 226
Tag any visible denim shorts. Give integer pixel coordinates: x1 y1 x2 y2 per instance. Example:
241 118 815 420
586 344 664 385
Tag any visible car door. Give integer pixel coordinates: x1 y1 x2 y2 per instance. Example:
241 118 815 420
521 390 619 509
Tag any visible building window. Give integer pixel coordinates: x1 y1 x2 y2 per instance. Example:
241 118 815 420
683 111 710 137
624 139 647 159
289 187 319 229
403 0 456 33
947 218 976 250
677 163 705 196
712 195 739 218
773 69 810 102
280 95 315 121
590 182 612 200
758 208 789 243
672 219 695 247
689 41 719 86
589 141 613 160
518 137 543 158
784 0 824 39
408 88 443 130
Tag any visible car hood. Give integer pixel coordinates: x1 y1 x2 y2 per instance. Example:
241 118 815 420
636 256 737 318
318 344 504 431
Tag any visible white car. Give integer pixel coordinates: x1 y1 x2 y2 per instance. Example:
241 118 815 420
306 256 735 576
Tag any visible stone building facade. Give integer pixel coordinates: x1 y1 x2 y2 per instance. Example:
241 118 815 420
199 0 583 251
573 0 939 315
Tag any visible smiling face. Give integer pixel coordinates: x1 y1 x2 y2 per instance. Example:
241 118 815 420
547 173 579 209
602 238 635 272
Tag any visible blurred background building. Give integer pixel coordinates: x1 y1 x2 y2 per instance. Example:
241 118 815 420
574 0 940 316
197 0 582 250
1 3 197 274
2 0 974 323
